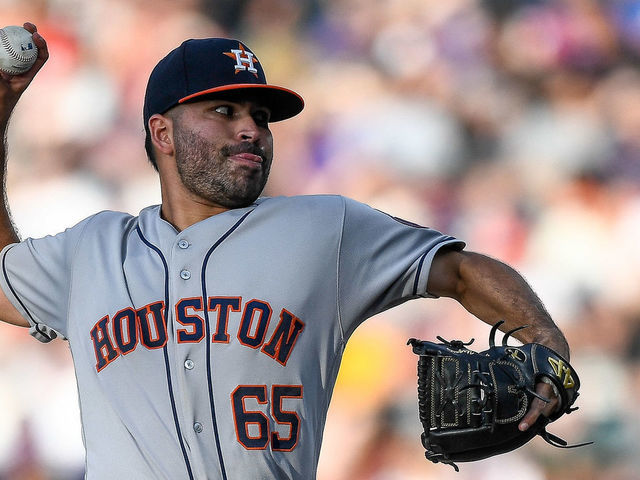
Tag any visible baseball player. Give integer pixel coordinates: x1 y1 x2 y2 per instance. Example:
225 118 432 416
0 23 570 479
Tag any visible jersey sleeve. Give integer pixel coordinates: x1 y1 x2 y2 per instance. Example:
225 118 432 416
337 197 465 338
0 215 95 342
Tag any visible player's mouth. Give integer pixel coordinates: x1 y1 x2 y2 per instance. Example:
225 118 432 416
224 143 266 168
229 152 263 166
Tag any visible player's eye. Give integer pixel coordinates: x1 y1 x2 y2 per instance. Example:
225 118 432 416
252 108 271 127
213 105 233 116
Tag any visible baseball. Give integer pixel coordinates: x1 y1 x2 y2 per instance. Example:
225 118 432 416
0 26 38 75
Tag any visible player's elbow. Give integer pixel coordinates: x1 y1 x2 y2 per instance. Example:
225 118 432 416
427 248 467 299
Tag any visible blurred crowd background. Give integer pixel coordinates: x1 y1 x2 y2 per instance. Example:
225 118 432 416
0 0 639 478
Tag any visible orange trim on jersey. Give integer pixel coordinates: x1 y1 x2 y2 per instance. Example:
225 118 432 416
136 301 168 349
261 309 305 366
112 307 139 355
90 315 120 372
208 296 241 344
231 385 270 450
271 384 303 452
237 299 273 349
175 297 205 343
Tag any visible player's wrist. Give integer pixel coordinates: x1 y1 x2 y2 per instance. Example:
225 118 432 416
531 333 570 361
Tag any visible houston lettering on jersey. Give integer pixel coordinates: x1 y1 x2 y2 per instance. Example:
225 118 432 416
90 297 305 372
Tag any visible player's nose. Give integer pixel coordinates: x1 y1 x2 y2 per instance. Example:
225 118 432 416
232 113 256 141
234 103 269 142
237 119 259 141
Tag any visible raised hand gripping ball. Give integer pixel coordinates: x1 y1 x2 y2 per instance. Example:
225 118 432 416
0 26 38 75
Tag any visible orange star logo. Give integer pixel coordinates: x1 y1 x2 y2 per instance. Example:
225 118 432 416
223 43 260 77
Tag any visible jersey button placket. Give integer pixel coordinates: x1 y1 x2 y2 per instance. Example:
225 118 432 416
172 238 211 468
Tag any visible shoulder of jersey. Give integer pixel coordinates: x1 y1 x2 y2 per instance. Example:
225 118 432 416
76 209 138 235
259 194 347 208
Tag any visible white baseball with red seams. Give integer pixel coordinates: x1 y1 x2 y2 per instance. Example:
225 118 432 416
0 26 37 75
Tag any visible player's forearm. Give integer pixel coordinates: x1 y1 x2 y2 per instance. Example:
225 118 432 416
441 251 569 358
0 129 19 247
0 24 48 248
0 74 21 247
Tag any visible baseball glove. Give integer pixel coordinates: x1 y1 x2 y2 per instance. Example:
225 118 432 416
407 321 588 471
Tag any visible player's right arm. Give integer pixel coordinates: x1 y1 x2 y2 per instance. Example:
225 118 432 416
0 22 48 327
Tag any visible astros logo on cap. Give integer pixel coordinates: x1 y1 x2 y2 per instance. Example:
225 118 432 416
223 43 259 77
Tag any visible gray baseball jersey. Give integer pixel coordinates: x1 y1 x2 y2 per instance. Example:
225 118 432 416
0 194 464 479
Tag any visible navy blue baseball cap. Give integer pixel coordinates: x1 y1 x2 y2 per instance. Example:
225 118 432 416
143 38 304 127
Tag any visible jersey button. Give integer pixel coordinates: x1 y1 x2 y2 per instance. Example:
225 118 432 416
184 359 195 370
180 269 191 280
193 422 203 434
178 239 189 249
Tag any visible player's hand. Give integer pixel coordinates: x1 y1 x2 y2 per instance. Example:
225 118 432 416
0 22 49 124
518 381 559 431
517 330 568 431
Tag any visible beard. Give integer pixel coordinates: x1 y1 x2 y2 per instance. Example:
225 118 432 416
172 127 272 209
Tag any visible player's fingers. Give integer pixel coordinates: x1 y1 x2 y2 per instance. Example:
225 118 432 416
32 31 49 63
0 23 48 114
8 24 49 81
518 382 558 431
24 22 49 65
518 397 546 431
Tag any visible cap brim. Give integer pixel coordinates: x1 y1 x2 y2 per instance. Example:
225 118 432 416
179 84 304 122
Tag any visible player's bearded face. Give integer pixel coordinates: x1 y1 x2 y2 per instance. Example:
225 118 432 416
172 121 273 209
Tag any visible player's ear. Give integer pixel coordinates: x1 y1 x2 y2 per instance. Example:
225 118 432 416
148 113 175 156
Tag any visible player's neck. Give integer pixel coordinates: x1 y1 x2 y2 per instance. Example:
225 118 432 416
160 200 229 232
156 163 232 231
159 182 230 231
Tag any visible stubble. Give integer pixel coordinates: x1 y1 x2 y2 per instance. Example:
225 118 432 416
173 127 272 209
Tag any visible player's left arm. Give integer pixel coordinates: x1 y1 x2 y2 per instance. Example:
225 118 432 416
427 247 568 430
